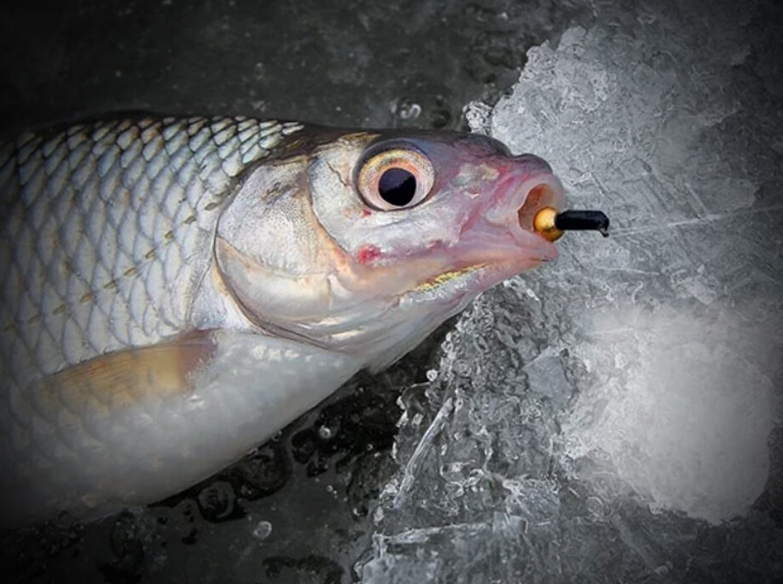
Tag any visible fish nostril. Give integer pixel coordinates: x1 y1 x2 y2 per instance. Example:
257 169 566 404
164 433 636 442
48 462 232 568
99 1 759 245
512 154 552 171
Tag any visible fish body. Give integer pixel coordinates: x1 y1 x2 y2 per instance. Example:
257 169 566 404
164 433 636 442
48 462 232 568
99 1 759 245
0 115 564 526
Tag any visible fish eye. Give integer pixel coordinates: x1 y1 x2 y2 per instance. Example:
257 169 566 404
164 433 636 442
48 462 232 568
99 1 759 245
356 147 435 210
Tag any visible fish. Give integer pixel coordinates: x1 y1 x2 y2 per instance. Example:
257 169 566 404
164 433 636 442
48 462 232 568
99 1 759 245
0 115 566 527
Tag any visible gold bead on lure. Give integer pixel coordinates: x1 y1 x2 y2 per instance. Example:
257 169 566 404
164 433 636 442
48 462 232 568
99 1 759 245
534 207 610 241
533 207 564 242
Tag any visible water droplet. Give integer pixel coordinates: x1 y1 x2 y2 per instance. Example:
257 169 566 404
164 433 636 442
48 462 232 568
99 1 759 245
317 419 340 440
252 520 272 540
395 99 422 120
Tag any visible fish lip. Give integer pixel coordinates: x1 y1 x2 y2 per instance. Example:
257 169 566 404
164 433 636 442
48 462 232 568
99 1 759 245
406 173 565 297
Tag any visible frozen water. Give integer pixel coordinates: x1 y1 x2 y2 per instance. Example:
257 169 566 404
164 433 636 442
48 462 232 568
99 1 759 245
564 306 776 524
363 0 783 581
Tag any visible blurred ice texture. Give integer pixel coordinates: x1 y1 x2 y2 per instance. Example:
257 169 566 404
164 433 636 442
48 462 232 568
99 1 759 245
363 0 783 581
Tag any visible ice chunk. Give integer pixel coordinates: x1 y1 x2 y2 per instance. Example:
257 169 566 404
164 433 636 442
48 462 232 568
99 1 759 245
523 348 571 408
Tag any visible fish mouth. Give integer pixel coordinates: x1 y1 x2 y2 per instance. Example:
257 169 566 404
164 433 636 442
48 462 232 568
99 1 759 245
411 173 565 295
514 177 566 233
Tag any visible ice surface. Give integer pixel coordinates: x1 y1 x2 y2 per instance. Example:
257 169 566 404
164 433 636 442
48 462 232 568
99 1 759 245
363 0 783 581
563 306 776 524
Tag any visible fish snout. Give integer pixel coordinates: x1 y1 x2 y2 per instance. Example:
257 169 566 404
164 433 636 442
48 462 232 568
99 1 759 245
510 153 553 172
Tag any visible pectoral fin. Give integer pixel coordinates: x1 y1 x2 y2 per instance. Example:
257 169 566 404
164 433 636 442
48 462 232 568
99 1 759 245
40 331 218 415
2 330 363 527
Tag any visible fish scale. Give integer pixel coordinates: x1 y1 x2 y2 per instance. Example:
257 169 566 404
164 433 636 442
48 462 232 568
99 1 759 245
0 116 288 386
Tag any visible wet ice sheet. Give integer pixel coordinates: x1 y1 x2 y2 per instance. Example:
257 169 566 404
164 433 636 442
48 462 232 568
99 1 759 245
364 0 783 581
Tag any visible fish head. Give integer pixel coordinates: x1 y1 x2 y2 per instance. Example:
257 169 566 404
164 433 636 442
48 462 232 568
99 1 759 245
215 129 564 370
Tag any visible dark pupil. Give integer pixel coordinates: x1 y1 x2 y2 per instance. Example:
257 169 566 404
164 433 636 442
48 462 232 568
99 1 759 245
378 168 417 206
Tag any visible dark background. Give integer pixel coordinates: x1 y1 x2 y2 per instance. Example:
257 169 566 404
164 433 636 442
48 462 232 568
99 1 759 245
0 0 590 135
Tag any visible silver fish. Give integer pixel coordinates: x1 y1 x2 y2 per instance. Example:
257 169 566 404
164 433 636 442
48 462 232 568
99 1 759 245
0 115 565 526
